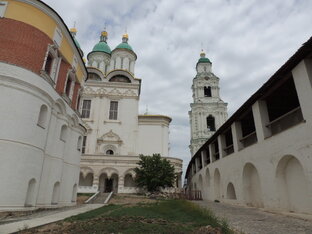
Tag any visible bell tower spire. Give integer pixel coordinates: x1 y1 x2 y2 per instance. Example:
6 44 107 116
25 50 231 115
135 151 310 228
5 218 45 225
189 51 228 156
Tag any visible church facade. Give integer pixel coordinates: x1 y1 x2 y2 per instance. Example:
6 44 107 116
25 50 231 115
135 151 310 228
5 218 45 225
189 51 227 156
77 31 183 194
0 0 87 210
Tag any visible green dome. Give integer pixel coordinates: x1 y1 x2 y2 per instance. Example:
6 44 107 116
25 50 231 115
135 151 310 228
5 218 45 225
198 57 211 63
115 42 133 51
92 41 111 54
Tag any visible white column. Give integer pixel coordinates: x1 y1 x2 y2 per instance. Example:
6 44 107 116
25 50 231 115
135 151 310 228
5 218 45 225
217 135 224 158
208 144 213 162
252 100 271 142
292 59 312 122
231 121 243 152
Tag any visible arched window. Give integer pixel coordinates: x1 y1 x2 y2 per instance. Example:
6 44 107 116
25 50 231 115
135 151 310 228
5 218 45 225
106 150 114 155
204 86 212 97
60 125 68 142
109 75 131 83
37 105 48 128
51 182 60 205
87 73 101 81
207 115 215 131
25 178 36 207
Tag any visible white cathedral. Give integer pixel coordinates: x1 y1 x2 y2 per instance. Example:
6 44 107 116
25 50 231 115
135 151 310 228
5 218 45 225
75 30 183 194
189 51 228 156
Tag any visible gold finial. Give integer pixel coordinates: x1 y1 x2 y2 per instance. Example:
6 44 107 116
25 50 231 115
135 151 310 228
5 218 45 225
70 27 77 33
123 33 129 39
101 31 108 37
70 21 77 33
200 49 205 58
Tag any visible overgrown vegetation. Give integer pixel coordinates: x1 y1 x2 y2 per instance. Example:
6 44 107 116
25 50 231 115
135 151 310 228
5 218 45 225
63 200 233 234
134 154 176 192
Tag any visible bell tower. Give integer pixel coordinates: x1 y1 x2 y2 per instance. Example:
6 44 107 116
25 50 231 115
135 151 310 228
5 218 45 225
189 50 228 157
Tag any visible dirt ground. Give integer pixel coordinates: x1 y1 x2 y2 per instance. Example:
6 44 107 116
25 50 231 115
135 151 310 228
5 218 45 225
109 193 157 205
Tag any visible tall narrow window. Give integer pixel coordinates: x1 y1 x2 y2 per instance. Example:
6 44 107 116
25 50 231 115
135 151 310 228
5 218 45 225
82 136 87 154
109 101 118 120
65 77 73 97
44 53 53 75
207 115 215 131
81 100 91 118
204 86 212 97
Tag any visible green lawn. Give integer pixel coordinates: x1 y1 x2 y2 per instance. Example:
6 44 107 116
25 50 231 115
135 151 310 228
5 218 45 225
64 200 233 234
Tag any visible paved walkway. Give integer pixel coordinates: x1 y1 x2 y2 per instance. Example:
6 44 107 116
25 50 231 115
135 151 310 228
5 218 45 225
193 201 312 234
0 204 104 234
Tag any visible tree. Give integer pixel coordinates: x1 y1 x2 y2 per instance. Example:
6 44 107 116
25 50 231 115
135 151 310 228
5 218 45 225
134 154 176 192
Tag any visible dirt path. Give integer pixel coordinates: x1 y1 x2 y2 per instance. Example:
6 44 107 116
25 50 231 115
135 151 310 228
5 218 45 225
193 200 312 234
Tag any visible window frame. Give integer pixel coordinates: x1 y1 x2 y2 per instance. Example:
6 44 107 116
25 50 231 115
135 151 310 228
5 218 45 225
64 70 76 100
109 101 118 120
41 44 61 84
81 100 91 119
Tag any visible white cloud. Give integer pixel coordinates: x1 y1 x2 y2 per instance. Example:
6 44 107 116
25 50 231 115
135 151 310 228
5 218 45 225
42 0 312 177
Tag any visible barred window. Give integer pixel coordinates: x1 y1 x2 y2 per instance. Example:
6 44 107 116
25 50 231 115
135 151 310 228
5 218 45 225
109 101 118 120
81 100 91 118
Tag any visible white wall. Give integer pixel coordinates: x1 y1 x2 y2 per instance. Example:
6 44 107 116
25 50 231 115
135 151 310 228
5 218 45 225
138 117 170 156
0 63 85 210
189 58 312 215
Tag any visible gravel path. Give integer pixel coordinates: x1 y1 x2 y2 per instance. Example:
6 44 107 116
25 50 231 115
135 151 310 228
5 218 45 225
193 200 312 234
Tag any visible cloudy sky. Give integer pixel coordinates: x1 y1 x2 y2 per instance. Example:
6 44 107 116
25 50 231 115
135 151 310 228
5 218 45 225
43 0 312 175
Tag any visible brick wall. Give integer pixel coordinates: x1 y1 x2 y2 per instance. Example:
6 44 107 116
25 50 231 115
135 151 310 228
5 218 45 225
0 18 51 74
0 18 81 111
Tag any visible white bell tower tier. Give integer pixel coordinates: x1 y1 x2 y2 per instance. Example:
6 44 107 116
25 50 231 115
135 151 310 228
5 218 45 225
189 51 228 157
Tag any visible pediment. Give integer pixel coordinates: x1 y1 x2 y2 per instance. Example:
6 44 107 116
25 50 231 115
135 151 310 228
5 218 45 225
97 130 122 145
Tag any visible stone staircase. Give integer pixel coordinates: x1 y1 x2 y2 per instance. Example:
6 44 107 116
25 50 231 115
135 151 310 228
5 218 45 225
91 192 111 204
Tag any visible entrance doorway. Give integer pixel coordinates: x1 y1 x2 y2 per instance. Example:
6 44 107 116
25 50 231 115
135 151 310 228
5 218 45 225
105 178 113 192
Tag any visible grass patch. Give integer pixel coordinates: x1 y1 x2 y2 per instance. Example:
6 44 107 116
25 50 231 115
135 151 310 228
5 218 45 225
66 204 121 221
77 193 94 197
65 200 233 233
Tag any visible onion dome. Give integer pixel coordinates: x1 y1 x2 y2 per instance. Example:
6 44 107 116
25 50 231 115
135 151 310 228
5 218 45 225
115 33 134 51
92 31 111 54
198 50 211 64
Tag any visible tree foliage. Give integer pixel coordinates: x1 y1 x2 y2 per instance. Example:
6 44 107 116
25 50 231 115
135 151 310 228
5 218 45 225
134 154 175 192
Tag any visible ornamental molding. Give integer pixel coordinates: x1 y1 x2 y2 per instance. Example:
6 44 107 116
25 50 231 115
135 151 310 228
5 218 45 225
82 86 137 97
97 130 122 145
82 87 138 97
